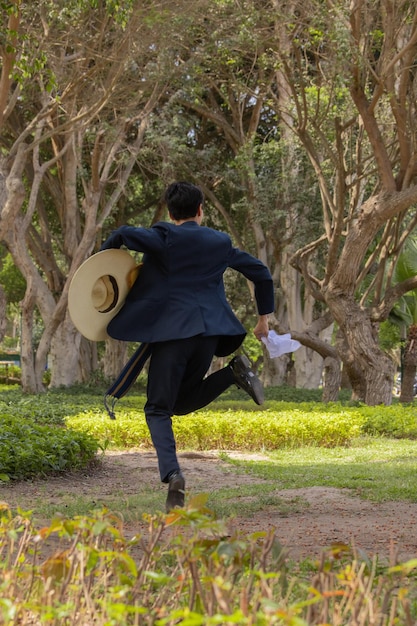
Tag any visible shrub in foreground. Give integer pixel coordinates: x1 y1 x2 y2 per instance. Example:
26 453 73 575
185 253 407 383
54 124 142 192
0 502 415 625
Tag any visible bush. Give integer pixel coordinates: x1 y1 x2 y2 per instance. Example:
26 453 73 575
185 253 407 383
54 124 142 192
0 504 415 625
173 407 364 449
0 363 20 385
0 416 99 481
65 399 417 452
361 404 417 438
65 404 364 450
3 385 417 482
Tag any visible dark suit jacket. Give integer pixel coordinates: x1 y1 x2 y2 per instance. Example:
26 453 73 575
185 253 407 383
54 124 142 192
101 221 274 356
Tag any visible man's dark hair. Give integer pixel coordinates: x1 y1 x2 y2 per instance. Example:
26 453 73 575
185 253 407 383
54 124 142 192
165 181 204 220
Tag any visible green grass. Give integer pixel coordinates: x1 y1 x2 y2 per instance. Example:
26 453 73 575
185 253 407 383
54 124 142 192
30 481 303 522
223 437 417 503
206 483 305 519
17 437 417 523
3 382 417 516
35 488 163 521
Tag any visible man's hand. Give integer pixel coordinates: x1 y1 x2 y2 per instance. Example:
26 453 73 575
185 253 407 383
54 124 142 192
253 315 269 341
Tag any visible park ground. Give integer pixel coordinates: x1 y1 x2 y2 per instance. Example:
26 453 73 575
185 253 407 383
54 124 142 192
1 449 417 564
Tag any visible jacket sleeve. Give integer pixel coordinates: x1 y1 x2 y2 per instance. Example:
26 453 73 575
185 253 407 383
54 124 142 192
228 247 275 315
100 224 166 254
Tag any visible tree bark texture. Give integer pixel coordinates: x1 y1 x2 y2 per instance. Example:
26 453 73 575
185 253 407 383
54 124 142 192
49 316 82 387
399 324 417 404
322 356 342 403
0 285 6 343
326 290 395 405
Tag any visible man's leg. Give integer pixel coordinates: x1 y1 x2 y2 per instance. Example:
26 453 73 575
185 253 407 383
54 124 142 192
174 343 264 414
174 360 235 414
145 335 263 510
145 339 190 484
145 336 222 511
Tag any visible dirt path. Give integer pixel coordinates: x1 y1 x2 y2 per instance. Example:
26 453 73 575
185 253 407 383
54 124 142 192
1 450 417 563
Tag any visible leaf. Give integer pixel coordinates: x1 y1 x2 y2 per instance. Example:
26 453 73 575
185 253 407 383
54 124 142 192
40 550 71 582
186 493 210 511
389 558 417 574
144 570 173 585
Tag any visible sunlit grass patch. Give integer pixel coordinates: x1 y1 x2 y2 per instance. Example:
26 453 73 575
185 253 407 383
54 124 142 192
223 438 417 503
206 483 306 519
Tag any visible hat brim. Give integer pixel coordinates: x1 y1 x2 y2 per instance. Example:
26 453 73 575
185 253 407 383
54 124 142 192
68 249 138 341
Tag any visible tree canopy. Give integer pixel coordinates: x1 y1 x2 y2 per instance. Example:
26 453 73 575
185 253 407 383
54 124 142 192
1 0 417 404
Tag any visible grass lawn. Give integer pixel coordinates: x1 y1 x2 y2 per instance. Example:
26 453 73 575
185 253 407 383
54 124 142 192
223 437 417 503
5 437 417 523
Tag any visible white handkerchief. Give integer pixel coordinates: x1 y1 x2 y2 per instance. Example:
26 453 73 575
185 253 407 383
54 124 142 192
261 330 301 358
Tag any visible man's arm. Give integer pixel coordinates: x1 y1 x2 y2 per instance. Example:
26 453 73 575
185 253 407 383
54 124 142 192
228 248 274 314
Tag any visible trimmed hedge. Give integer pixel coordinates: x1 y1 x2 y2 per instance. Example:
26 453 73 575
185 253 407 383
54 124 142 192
2 383 417 481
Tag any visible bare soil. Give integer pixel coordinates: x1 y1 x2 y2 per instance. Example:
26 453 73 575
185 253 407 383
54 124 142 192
1 450 417 563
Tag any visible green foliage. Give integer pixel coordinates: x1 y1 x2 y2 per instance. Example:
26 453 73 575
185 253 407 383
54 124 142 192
68 410 151 448
264 384 352 403
0 504 415 625
65 399 417 452
0 363 53 386
390 237 417 328
0 415 99 480
360 404 417 438
3 384 417 484
231 437 417 504
173 406 363 450
0 388 101 480
65 400 364 450
74 395 417 452
379 319 402 351
0 388 99 425
0 364 20 385
0 251 26 303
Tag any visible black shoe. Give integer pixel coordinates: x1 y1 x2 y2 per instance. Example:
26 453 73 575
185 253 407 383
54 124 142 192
166 471 185 512
230 355 264 405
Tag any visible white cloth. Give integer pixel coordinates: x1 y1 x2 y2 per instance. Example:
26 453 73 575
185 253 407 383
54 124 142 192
261 330 301 358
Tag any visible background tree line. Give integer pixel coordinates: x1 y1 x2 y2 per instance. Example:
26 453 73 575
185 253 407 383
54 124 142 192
1 0 417 405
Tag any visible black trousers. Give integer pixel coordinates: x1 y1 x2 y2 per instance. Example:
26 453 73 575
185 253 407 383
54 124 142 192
144 335 235 482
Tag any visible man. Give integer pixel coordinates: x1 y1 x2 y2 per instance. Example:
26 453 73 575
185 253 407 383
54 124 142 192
101 181 274 511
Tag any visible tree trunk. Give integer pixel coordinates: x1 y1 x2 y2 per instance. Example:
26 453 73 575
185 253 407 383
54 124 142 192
20 285 43 393
0 285 6 342
335 330 366 401
102 338 129 383
321 356 342 402
288 314 339 397
78 337 98 382
261 350 288 387
280 259 328 389
320 189 417 405
328 293 395 405
49 316 83 387
399 324 417 403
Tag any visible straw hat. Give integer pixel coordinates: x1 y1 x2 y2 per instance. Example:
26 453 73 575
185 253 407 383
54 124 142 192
68 249 139 341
